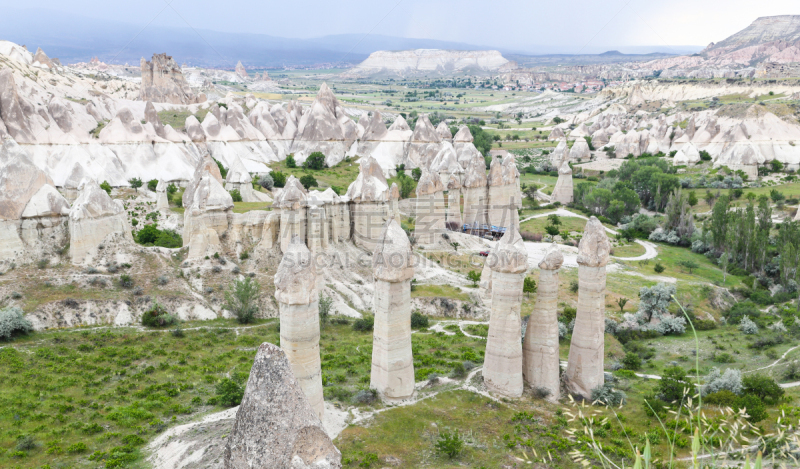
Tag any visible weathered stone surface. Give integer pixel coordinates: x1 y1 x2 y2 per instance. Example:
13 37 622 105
371 219 415 399
182 157 234 259
346 156 390 250
522 244 564 401
487 154 520 229
225 155 271 203
405 114 441 169
483 226 527 398
565 217 611 399
435 121 452 140
275 176 308 252
292 83 356 166
156 179 170 210
551 161 574 205
223 343 341 469
414 169 445 245
445 174 462 228
140 53 205 104
462 154 488 228
69 179 130 264
275 237 323 418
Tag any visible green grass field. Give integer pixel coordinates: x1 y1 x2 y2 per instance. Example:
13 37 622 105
269 157 361 192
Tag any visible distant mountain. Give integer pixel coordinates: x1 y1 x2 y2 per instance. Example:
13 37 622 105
703 15 800 56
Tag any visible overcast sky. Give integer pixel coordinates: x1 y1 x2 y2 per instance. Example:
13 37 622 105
8 0 799 53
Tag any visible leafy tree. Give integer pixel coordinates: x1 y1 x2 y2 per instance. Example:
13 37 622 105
523 277 537 297
229 189 242 202
657 366 689 403
638 283 675 321
467 270 481 287
259 173 274 190
128 177 143 191
299 174 318 190
434 430 464 459
100 180 112 195
616 297 628 313
735 394 767 423
147 179 159 191
213 158 228 179
411 167 422 181
318 292 334 328
687 191 698 207
225 277 260 324
271 171 287 188
545 225 560 236
677 259 699 274
742 374 784 404
450 242 460 252
285 154 297 168
398 175 416 198
547 214 561 227
622 352 642 371
215 378 244 407
411 311 429 329
167 183 177 195
0 306 33 340
771 160 785 172
303 152 327 170
467 124 493 156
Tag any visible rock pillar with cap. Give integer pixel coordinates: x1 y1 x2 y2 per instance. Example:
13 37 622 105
414 169 445 246
565 217 611 400
483 225 528 398
155 179 169 210
522 243 564 401
370 219 415 400
551 161 573 205
274 236 323 418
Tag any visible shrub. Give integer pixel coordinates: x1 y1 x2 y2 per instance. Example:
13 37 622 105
225 277 260 324
352 388 378 405
533 386 552 399
258 173 274 190
135 223 183 248
229 189 242 202
215 378 244 407
590 382 626 406
410 311 429 329
285 154 297 168
66 442 88 454
704 389 738 406
739 315 759 334
271 171 287 188
353 315 374 332
742 374 784 404
561 306 577 323
466 270 481 287
100 180 112 194
15 435 37 451
735 394 768 423
303 151 327 170
726 301 760 323
435 430 464 459
147 179 158 191
157 275 169 286
545 225 560 236
654 263 665 273
450 362 467 378
569 280 579 293
299 174 318 190
119 274 134 288
657 366 689 403
622 352 642 371
701 367 742 396
37 258 50 269
141 302 178 328
318 293 333 324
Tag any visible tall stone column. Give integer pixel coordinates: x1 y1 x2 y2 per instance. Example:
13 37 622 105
274 236 324 418
156 179 169 210
345 156 390 251
483 226 528 398
275 176 307 253
522 244 564 401
551 161 574 205
462 155 488 231
487 154 521 231
370 219 415 400
445 174 463 229
565 217 611 400
414 169 445 246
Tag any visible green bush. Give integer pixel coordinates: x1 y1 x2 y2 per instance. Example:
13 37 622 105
229 189 242 202
434 430 464 459
272 171 287 188
410 311 429 329
735 394 768 423
353 315 374 332
100 180 112 195
622 352 642 371
119 274 134 289
214 158 228 178
656 366 689 403
135 223 183 248
654 263 665 273
215 378 244 407
742 374 784 404
299 174 318 190
225 277 260 324
561 306 577 323
285 154 297 168
303 151 327 170
141 302 178 328
147 179 158 191
704 390 738 406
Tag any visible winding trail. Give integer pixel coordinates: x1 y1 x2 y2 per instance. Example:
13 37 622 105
519 208 658 261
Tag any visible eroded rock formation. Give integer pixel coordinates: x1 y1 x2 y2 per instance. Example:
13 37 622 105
275 236 324 418
483 226 528 398
551 161 574 205
140 53 206 104
346 156 390 251
487 153 520 230
414 169 445 245
522 244 564 401
69 179 130 264
565 217 611 400
182 156 234 259
223 343 341 469
371 219 415 400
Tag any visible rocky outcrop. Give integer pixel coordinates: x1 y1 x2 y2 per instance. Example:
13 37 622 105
487 154 520 230
435 121 452 141
182 156 234 259
445 174 463 228
405 114 441 170
549 139 568 167
225 155 272 203
548 127 565 141
551 161 574 205
69 179 130 264
453 126 483 167
483 226 528 398
274 176 308 253
291 83 357 166
522 244 564 401
371 219 415 400
140 53 206 104
569 138 591 161
155 179 169 210
275 237 324 419
565 217 611 400
223 343 341 469
462 154 488 229
346 156 390 251
344 49 510 77
414 169 445 245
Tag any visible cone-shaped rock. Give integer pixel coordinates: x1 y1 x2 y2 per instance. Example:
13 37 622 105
522 243 564 401
275 236 323 418
274 176 308 252
414 169 445 245
487 153 521 230
462 154 488 229
223 343 341 468
483 226 528 398
69 180 130 263
565 217 611 400
551 161 574 205
371 219 415 400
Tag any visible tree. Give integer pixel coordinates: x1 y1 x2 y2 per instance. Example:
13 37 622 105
214 158 228 179
547 214 561 227
467 270 481 287
303 152 327 170
100 180 112 195
523 277 537 297
616 297 628 313
638 283 675 321
435 430 464 459
285 154 297 168
656 366 689 403
229 189 242 202
742 374 784 404
687 191 698 207
128 178 147 195
622 352 642 371
271 171 287 188
450 242 460 252
398 175 416 198
259 173 274 190
545 225 560 237
147 179 158 192
299 174 317 190
318 292 334 328
736 394 767 423
411 167 422 181
521 183 539 203
678 259 699 274
224 277 260 324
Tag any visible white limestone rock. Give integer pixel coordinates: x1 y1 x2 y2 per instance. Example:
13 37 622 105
551 161 574 205
69 179 130 264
